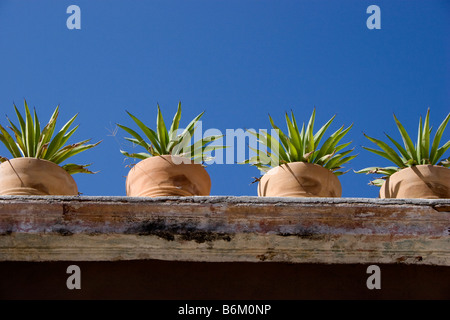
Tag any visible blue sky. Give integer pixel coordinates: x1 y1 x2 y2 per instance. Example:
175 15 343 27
0 0 448 198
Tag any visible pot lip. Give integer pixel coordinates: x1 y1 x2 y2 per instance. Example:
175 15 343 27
398 164 448 169
388 164 449 176
132 154 205 167
0 157 75 178
381 164 450 187
1 157 64 168
263 161 335 176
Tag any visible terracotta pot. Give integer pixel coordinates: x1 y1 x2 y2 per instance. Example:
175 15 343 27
126 155 211 197
380 165 450 199
258 162 342 197
0 157 78 195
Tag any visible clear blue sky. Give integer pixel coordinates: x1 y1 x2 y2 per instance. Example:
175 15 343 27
0 0 448 198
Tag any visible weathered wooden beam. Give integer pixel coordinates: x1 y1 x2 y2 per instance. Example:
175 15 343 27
0 196 449 265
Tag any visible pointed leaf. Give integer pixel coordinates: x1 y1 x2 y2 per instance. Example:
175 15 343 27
430 112 450 163
393 113 417 162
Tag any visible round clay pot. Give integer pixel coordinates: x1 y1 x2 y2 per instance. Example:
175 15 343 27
379 165 450 199
126 155 211 197
0 157 78 195
258 162 342 197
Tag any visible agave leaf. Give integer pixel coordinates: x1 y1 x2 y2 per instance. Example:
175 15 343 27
201 135 224 146
421 108 430 163
434 140 450 164
55 141 101 165
239 155 261 165
120 150 151 160
125 111 162 154
61 163 97 175
43 107 59 146
314 125 343 161
168 102 182 140
117 123 153 151
384 132 408 162
171 111 204 153
305 108 316 155
188 144 227 161
317 124 353 162
247 130 271 163
50 140 101 164
250 129 287 163
393 113 417 162
416 115 423 163
268 114 294 162
248 145 273 167
0 124 22 158
49 139 91 163
58 125 79 151
123 137 153 154
430 112 450 164
6 116 22 146
290 111 305 158
317 152 336 165
45 113 78 160
332 154 358 170
299 122 305 153
313 115 336 148
7 124 26 156
363 133 405 168
438 157 450 167
334 141 353 154
369 179 386 187
354 167 380 174
24 100 36 157
156 104 169 153
355 166 399 176
285 113 301 156
171 129 194 156
323 148 355 170
361 146 404 168
33 108 41 152
250 144 280 167
178 111 204 142
35 108 59 158
13 103 26 148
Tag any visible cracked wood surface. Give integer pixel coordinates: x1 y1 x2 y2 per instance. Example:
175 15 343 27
0 196 449 265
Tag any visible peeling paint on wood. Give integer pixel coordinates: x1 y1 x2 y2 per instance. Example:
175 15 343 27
0 196 449 265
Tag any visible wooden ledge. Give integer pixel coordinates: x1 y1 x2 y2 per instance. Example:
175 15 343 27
0 196 449 265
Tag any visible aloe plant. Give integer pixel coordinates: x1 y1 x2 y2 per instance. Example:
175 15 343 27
356 109 450 186
0 100 101 174
243 108 356 175
117 102 225 163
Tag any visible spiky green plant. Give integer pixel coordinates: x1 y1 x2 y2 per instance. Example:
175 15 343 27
356 109 450 186
243 108 356 175
0 100 101 174
117 102 225 163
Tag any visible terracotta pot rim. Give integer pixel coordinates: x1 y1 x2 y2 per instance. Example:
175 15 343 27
387 164 449 178
396 164 448 169
265 162 335 175
4 157 61 164
1 157 72 174
131 154 204 166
